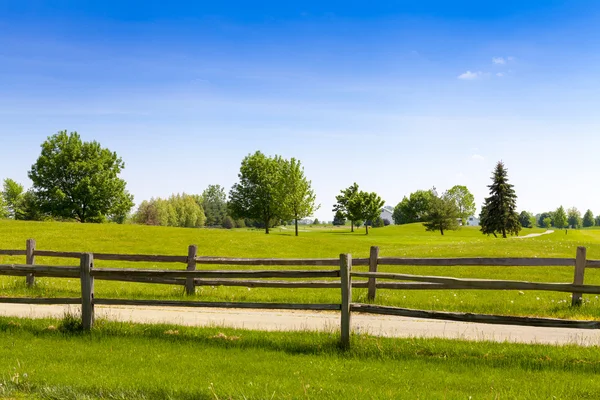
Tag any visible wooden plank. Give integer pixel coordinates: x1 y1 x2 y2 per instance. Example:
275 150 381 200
376 282 450 290
91 269 340 279
0 250 27 256
26 239 36 287
340 253 352 349
186 245 197 295
351 304 600 329
193 279 369 289
195 257 369 266
367 246 379 301
34 250 188 263
0 297 81 304
0 264 79 277
94 298 341 310
80 253 94 331
352 272 600 294
377 257 575 267
586 259 600 268
97 276 185 285
572 246 587 306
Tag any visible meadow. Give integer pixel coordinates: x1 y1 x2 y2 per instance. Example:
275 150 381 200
1 220 600 319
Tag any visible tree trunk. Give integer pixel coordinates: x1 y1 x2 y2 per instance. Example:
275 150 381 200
351 221 354 232
502 228 506 238
295 218 299 236
440 228 444 235
265 218 270 234
365 224 369 235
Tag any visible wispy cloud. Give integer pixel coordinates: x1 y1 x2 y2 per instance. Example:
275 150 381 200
492 57 506 65
458 71 484 80
496 72 505 77
471 154 485 161
507 56 515 61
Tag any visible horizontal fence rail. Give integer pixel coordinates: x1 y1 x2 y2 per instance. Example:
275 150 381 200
1 241 600 348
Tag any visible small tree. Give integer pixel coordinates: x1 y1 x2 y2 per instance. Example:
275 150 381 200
567 207 582 229
371 216 385 228
279 158 318 236
202 185 228 227
333 210 346 226
333 183 360 232
423 192 460 235
479 161 521 238
393 190 434 225
313 218 320 225
446 185 476 224
543 217 552 229
351 191 385 235
2 179 24 219
383 218 391 226
554 206 568 229
537 212 553 228
222 216 235 229
583 210 595 228
519 211 533 228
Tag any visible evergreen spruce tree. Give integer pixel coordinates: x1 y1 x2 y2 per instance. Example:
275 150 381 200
479 161 521 238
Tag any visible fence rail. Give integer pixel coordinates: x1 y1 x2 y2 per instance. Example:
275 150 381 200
1 240 599 348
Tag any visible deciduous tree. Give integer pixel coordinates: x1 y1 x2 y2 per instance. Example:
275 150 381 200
333 183 360 232
479 161 521 238
279 158 318 236
554 206 568 229
423 192 460 235
2 178 24 219
351 191 385 235
28 131 134 223
567 207 582 229
446 185 476 224
393 189 434 225
519 211 533 228
583 209 595 228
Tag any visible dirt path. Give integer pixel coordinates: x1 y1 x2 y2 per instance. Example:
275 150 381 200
514 230 554 239
1 303 599 346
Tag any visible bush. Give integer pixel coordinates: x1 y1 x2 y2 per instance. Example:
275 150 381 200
222 216 235 229
371 217 384 228
234 219 246 228
383 218 391 226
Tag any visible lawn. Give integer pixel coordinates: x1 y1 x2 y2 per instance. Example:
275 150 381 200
1 315 599 399
2 220 600 319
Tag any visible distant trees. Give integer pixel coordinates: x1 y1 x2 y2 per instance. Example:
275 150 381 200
333 210 346 226
28 131 134 223
352 191 385 235
222 216 235 229
202 185 228 227
333 183 360 232
423 192 460 235
543 217 552 229
133 194 206 227
446 185 476 224
519 211 534 228
567 207 582 229
583 210 595 228
2 179 24 219
537 212 553 228
229 151 317 234
553 206 568 230
393 189 434 225
480 161 521 238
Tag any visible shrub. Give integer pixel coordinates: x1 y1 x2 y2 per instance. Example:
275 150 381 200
222 216 235 229
234 219 246 228
383 218 391 226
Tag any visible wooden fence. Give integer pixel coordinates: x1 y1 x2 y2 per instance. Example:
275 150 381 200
1 240 600 348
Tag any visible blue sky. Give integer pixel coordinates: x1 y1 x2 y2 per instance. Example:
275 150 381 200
1 1 600 221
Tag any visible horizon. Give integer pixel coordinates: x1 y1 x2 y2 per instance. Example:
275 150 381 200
2 1 600 221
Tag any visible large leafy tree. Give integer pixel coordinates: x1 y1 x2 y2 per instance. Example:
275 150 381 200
446 185 476 224
332 183 360 232
567 207 582 229
2 178 24 219
28 131 134 223
279 158 319 236
423 192 460 235
350 191 384 235
393 189 434 225
229 151 283 234
479 161 521 238
519 210 534 228
202 184 228 227
583 209 595 228
554 206 568 229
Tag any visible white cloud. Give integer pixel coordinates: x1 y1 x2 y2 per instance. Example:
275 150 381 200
507 56 515 61
458 71 483 80
492 57 506 65
496 72 505 77
471 154 485 161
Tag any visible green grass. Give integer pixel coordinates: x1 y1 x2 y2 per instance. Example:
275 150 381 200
2 220 600 319
1 315 600 399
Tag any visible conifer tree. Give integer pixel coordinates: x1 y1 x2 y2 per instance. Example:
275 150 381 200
479 161 521 238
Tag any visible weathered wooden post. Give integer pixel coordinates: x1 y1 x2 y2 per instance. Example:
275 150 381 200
80 253 94 330
572 246 587 306
367 246 379 301
186 245 198 295
340 253 352 349
25 239 36 287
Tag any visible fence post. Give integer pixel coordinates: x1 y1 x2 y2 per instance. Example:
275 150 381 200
572 246 587 306
26 239 36 287
367 246 379 301
186 245 198 295
340 253 352 349
80 253 94 330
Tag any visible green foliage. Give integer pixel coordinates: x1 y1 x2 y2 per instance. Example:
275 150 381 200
202 185 228 227
229 151 284 234
279 158 318 236
0 191 7 219
383 218 391 226
28 131 134 223
423 192 460 235
446 185 476 223
583 210 595 228
480 161 521 238
519 211 533 228
393 189 434 225
567 207 582 229
554 206 568 229
537 212 553 228
222 216 235 229
2 178 24 219
133 194 206 228
543 217 552 229
332 210 346 226
313 218 320 225
371 216 385 228
350 191 385 234
234 219 246 228
332 183 360 232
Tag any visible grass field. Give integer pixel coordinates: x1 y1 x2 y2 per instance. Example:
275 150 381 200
1 315 600 399
2 220 600 319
